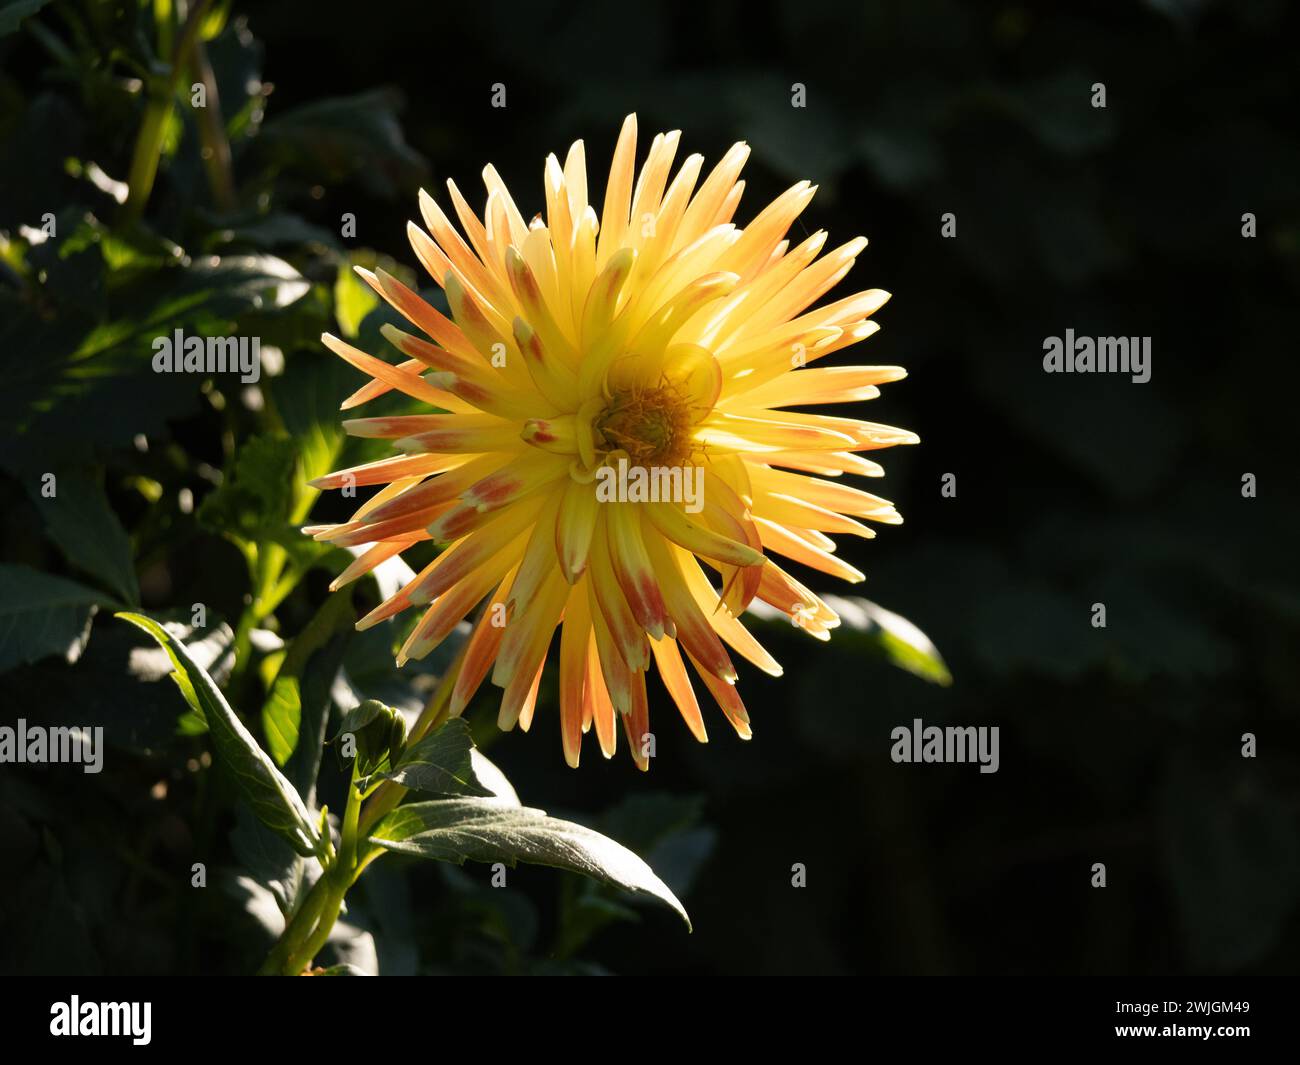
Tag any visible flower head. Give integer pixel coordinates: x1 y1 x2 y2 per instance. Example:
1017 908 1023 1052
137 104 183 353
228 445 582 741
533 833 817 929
308 115 916 768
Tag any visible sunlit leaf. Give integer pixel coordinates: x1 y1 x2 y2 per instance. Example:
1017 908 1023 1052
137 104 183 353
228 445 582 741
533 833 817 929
117 612 323 857
376 719 493 798
261 587 354 777
334 260 379 338
369 798 691 929
197 433 296 542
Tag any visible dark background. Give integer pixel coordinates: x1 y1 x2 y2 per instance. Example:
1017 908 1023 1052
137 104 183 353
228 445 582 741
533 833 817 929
2 0 1298 975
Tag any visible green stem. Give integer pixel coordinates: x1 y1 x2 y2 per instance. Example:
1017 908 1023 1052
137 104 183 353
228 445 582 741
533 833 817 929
122 0 213 222
257 582 469 973
260 762 367 975
283 767 362 974
227 445 322 691
256 870 334 976
260 566 300 618
123 96 172 223
190 36 236 212
228 540 290 692
154 0 175 58
285 886 347 975
340 762 362 870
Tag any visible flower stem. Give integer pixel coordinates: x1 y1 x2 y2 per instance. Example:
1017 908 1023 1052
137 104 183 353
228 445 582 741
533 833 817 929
259 763 363 975
256 629 469 973
256 871 334 975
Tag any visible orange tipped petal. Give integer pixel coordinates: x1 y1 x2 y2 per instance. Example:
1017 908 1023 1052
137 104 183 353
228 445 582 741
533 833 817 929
650 635 707 742
309 115 912 771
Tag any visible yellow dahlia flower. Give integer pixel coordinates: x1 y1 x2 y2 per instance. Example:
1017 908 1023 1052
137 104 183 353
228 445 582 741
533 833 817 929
307 115 916 769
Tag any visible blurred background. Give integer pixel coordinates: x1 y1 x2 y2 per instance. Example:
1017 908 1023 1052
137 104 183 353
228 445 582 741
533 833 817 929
1 0 1298 975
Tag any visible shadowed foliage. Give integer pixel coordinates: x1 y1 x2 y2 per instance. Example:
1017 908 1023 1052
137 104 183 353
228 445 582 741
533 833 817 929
0 0 1297 975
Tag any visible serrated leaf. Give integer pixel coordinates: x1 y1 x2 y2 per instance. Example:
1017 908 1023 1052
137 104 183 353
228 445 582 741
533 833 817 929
197 434 297 541
28 465 139 604
376 719 492 798
4 241 311 472
0 564 106 673
369 798 691 929
116 612 322 857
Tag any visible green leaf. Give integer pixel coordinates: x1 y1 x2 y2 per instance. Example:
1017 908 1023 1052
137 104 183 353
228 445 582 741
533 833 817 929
197 434 296 541
254 89 429 199
231 806 315 919
261 677 302 767
27 466 139 604
2 612 231 753
208 212 339 252
269 353 351 487
197 428 345 579
331 698 386 743
116 612 323 857
333 697 406 778
3 237 309 472
466 749 519 807
376 719 493 798
369 798 691 929
334 261 379 338
823 595 953 685
261 588 355 772
0 564 107 673
557 793 713 957
199 0 231 40
180 252 311 312
0 0 53 36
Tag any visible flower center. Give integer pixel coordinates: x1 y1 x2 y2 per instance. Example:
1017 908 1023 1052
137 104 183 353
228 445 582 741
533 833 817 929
595 384 693 468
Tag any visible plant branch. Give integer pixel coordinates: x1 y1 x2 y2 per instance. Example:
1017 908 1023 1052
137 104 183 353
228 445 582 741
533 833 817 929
259 763 364 976
189 36 236 212
122 0 213 222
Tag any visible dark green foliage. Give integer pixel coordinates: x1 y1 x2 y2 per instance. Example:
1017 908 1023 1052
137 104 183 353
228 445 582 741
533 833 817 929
1 0 1297 977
